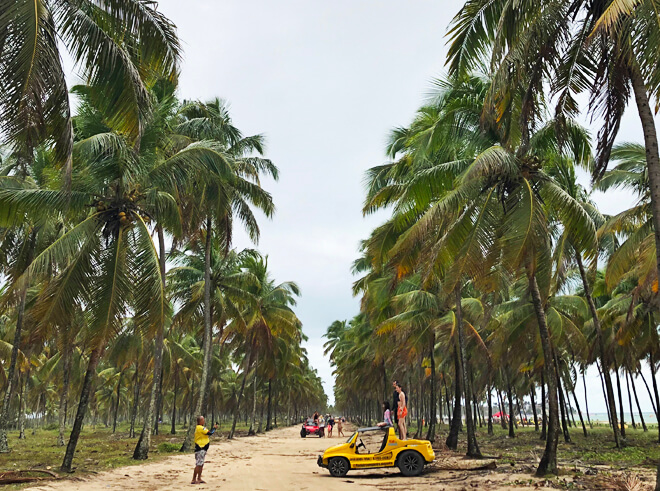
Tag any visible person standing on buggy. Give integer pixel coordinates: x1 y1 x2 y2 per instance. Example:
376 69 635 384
392 380 399 430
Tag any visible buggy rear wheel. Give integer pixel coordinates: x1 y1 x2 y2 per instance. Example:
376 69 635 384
398 450 424 476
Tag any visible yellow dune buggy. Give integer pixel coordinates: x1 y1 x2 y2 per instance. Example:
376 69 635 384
317 426 435 477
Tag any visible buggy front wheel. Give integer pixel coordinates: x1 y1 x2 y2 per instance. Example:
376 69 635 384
328 457 349 477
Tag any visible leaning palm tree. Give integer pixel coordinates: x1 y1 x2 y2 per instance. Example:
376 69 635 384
364 73 595 475
415 123 594 475
446 8 660 449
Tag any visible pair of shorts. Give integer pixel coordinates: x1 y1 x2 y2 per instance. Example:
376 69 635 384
195 449 207 466
397 407 408 419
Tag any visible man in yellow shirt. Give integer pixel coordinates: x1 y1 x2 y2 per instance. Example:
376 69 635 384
192 416 218 485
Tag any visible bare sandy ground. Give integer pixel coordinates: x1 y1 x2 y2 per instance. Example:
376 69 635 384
27 425 655 490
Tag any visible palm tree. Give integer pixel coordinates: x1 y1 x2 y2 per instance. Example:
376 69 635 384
227 253 301 439
446 9 660 452
0 88 239 470
546 150 624 446
167 242 258 431
162 333 201 435
596 142 660 444
0 149 67 452
176 99 278 451
362 71 595 474
0 0 180 179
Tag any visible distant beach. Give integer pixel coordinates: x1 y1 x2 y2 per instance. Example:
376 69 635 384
589 412 657 424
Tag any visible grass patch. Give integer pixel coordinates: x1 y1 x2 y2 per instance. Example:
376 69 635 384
0 420 255 489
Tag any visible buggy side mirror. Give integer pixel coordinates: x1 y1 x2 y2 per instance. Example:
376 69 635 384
349 443 355 449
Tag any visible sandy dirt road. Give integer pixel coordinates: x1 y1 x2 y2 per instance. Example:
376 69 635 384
31 425 369 491
27 425 615 490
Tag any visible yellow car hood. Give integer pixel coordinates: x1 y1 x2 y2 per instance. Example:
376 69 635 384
323 442 352 455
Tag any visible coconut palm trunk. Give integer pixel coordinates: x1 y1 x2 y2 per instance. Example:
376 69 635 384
540 373 547 440
625 369 637 430
528 273 559 476
171 365 178 435
249 353 259 435
487 383 494 435
58 346 71 446
629 370 647 432
575 254 621 446
266 379 272 431
582 369 592 428
18 376 25 439
630 63 660 293
442 373 451 427
0 284 28 452
570 382 587 437
554 353 571 443
638 365 658 418
112 371 123 433
134 226 167 459
628 60 660 444
649 352 660 444
154 365 164 435
497 388 507 429
455 287 481 457
530 383 539 432
445 347 462 450
129 364 141 438
506 375 515 438
229 350 251 439
181 218 214 451
614 363 626 439
61 347 102 472
425 332 436 442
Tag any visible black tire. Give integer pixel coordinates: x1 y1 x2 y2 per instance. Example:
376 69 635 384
398 450 424 477
328 457 349 477
300 428 306 438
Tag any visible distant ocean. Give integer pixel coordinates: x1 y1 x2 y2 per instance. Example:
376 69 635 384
588 412 657 424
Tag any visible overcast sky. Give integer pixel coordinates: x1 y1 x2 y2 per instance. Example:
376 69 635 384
147 0 655 414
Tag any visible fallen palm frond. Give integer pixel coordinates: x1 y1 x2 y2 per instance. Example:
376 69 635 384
0 468 60 485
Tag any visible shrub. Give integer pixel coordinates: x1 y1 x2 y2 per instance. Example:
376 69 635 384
157 442 180 453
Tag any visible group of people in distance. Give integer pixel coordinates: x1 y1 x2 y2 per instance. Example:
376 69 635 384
312 411 345 437
378 380 407 440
